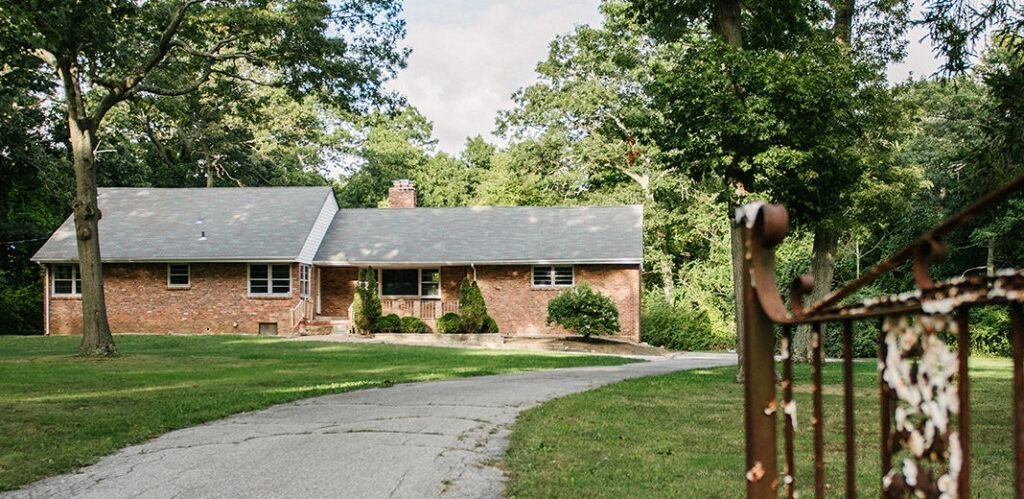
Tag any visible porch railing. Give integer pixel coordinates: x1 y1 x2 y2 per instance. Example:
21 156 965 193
380 298 458 321
289 297 314 329
739 173 1024 498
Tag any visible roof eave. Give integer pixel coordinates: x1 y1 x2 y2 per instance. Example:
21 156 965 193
312 258 642 267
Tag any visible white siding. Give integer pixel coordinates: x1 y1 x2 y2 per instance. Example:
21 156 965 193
297 192 339 264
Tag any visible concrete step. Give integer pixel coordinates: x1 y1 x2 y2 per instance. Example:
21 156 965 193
303 316 352 336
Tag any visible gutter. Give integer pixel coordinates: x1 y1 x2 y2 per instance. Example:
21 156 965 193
311 258 643 267
43 264 50 336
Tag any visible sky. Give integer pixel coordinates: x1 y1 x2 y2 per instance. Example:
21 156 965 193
387 1 943 155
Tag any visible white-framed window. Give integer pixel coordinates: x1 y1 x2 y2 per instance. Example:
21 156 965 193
532 266 574 287
379 268 441 298
249 264 291 296
299 264 311 298
420 269 440 297
167 263 190 287
52 264 82 295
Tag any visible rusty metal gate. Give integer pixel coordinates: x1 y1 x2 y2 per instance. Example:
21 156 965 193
739 173 1024 498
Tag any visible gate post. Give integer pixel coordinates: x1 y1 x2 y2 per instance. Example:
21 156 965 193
738 204 779 497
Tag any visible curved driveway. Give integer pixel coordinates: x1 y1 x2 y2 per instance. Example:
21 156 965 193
6 353 734 499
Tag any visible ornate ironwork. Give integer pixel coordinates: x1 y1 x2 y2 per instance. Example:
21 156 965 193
739 172 1024 498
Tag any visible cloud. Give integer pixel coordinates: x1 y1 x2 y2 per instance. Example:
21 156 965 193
387 1 602 154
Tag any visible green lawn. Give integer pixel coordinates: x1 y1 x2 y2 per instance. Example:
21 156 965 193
505 358 1016 498
0 334 636 491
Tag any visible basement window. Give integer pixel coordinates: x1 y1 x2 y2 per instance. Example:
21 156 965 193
167 264 190 287
52 264 82 295
532 266 574 287
249 264 291 296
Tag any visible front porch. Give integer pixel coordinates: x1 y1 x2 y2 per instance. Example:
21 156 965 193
311 268 468 325
379 298 459 321
300 298 459 334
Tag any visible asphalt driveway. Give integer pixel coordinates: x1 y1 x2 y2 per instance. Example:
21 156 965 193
5 352 735 499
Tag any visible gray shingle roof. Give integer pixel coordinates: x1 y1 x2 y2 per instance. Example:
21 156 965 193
32 187 335 263
314 205 643 265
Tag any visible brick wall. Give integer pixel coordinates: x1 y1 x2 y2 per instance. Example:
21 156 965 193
472 264 640 342
319 267 358 317
47 263 300 335
51 262 642 339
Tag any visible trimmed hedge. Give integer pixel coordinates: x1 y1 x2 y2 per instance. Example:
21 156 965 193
400 316 428 334
437 313 461 334
373 314 401 333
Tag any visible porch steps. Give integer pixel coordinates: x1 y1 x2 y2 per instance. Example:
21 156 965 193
304 316 353 335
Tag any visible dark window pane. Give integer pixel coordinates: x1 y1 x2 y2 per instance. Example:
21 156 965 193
272 265 290 279
54 281 72 294
250 281 268 294
553 267 573 285
381 269 418 295
421 269 439 283
421 283 439 297
55 265 73 280
272 282 290 294
250 265 268 279
169 264 189 286
533 267 552 286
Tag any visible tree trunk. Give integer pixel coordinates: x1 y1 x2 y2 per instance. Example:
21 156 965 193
714 0 745 380
793 227 839 362
731 221 746 382
987 236 995 277
659 252 675 300
60 62 116 356
830 0 855 46
713 0 744 47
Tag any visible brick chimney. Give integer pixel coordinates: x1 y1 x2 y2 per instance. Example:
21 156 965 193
388 179 417 208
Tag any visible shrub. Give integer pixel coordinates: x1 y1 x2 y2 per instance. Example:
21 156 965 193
353 267 381 333
458 278 489 333
823 320 879 359
968 307 1012 357
399 316 428 334
482 314 499 334
546 281 619 338
436 313 461 334
640 296 713 351
373 313 401 333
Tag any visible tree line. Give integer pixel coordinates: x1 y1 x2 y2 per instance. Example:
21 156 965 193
1 1 1021 361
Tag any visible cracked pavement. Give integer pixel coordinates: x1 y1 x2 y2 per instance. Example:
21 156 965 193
4 352 734 499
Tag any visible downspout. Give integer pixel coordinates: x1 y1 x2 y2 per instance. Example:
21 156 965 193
471 263 477 281
43 264 50 336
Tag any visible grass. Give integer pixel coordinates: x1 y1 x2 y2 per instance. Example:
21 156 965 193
504 357 1016 498
0 334 636 491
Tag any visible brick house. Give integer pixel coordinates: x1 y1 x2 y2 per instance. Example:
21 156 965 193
32 181 643 340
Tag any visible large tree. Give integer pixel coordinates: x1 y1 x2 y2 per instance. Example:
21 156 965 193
631 0 912 366
1 0 406 355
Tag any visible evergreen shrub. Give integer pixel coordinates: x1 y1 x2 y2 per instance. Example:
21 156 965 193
373 314 401 333
482 315 499 334
546 281 619 338
458 278 489 333
437 313 461 334
399 316 428 334
353 267 381 333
